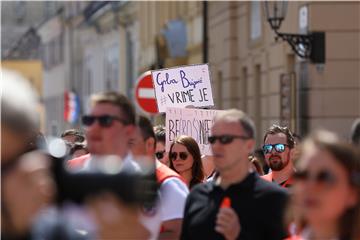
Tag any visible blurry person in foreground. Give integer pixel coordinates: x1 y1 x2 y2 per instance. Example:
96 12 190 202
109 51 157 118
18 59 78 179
286 130 360 240
68 91 153 239
1 69 80 239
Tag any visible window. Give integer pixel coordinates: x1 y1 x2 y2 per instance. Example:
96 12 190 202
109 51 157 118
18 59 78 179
42 33 64 70
14 1 26 23
104 44 119 91
250 1 262 40
83 56 94 97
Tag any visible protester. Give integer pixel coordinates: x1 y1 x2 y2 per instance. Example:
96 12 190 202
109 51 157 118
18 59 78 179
68 91 152 238
68 91 139 171
251 148 268 174
131 116 189 239
61 129 85 144
262 125 296 188
1 69 89 239
169 135 205 189
286 130 360 240
131 115 157 167
249 156 265 175
181 109 289 240
202 155 216 179
154 125 170 167
69 142 89 158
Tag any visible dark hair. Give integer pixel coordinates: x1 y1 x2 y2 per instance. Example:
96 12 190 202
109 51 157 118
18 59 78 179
350 118 360 145
154 125 166 144
292 133 302 144
250 157 264 175
61 129 85 143
169 135 204 189
263 124 295 148
137 115 155 147
70 142 88 156
290 130 360 240
251 148 268 173
214 109 256 139
90 91 136 125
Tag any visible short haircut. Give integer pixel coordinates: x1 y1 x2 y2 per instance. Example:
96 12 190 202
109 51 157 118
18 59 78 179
214 109 256 139
90 91 136 125
350 118 360 145
137 115 155 142
2 69 39 134
263 124 295 148
61 129 85 142
70 142 88 155
292 133 302 144
154 125 166 144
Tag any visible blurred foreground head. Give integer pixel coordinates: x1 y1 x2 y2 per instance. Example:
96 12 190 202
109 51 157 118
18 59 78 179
1 69 56 238
291 130 360 239
1 69 40 163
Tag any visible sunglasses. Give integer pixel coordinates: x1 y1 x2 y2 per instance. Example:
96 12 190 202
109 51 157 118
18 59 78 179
82 115 127 128
208 135 250 145
170 152 189 161
262 143 289 154
293 169 337 186
155 151 166 159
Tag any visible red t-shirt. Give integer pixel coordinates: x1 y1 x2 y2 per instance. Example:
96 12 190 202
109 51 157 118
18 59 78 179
262 172 294 188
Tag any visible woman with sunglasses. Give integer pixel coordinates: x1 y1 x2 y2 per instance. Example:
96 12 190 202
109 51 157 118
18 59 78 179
169 135 205 189
286 130 360 240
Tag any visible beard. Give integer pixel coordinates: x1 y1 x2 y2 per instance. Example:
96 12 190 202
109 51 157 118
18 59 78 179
269 155 289 171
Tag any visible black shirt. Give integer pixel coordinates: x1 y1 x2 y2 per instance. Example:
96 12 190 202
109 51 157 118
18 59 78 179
180 172 289 240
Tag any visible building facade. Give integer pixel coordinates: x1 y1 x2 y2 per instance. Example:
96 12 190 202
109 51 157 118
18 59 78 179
4 1 358 140
208 1 360 142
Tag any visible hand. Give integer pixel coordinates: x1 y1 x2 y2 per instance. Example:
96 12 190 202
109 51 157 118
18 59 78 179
215 207 241 240
85 192 150 239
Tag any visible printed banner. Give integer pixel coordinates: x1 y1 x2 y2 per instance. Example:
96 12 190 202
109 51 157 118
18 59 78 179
165 107 222 156
152 64 214 112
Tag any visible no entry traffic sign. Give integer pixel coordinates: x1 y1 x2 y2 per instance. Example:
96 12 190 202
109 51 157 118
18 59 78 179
135 71 158 114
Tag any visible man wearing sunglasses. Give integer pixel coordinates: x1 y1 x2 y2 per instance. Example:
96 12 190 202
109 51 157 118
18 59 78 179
181 109 288 240
68 91 139 171
262 125 296 188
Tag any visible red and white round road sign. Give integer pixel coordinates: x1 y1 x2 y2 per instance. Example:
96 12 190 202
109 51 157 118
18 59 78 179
135 71 158 114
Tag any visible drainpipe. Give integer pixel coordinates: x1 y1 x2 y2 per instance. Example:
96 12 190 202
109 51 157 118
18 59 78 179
203 1 208 63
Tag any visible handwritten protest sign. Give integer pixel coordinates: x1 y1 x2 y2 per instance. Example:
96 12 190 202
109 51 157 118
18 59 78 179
152 64 214 112
166 107 222 156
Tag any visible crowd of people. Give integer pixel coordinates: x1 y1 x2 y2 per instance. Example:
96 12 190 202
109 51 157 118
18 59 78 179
2 68 360 240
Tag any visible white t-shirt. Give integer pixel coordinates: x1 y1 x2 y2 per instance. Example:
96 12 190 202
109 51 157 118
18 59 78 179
140 176 189 240
160 177 189 221
82 153 140 173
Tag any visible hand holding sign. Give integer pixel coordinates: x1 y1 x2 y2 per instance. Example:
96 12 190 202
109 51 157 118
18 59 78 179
152 64 214 112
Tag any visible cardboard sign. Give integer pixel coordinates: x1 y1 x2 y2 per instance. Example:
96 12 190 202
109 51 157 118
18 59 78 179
152 64 214 112
165 107 222 156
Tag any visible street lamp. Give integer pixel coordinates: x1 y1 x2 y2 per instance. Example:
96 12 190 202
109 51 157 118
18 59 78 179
263 1 325 64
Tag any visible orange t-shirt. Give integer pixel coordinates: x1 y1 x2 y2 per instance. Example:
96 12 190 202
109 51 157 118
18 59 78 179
262 172 294 188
